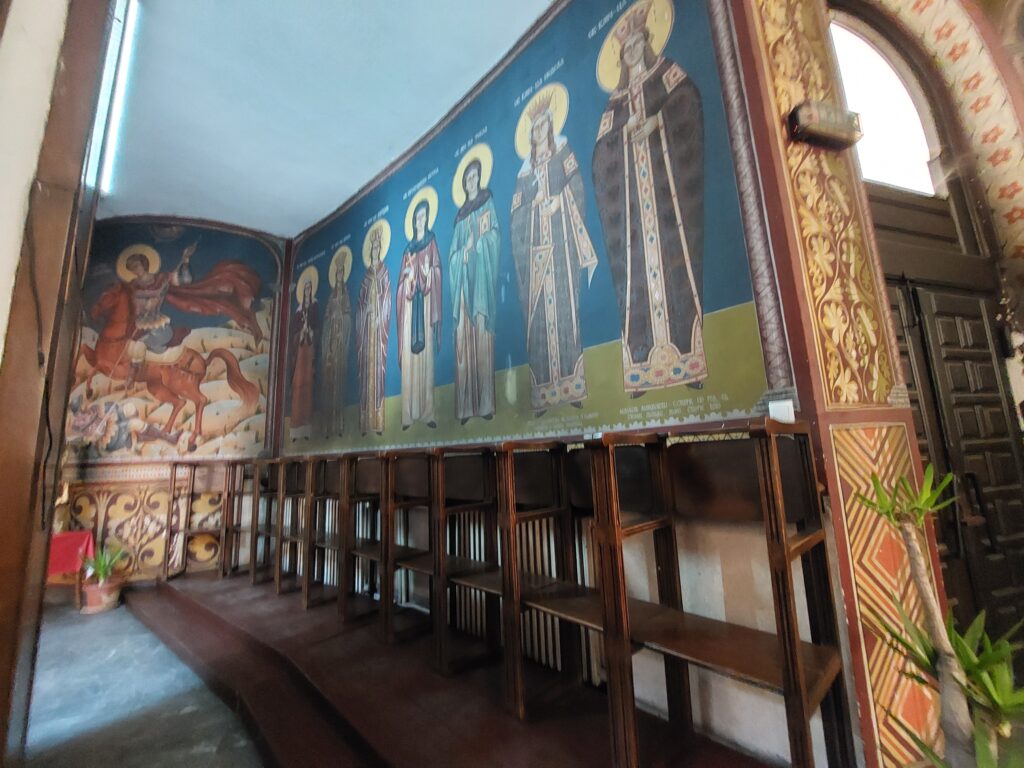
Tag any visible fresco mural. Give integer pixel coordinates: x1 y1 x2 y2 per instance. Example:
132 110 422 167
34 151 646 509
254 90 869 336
68 220 281 460
398 188 443 429
512 83 598 413
356 221 393 436
592 0 707 394
320 246 354 437
284 0 767 453
451 145 500 424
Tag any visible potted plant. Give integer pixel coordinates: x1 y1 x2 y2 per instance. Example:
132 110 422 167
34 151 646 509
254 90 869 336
860 465 1024 767
80 545 127 614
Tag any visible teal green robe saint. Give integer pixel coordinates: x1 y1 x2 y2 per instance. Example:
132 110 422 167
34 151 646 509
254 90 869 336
449 190 500 420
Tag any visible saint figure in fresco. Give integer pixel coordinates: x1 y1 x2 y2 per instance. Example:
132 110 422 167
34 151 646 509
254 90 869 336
77 238 264 452
510 84 598 415
123 242 195 366
592 0 707 394
115 242 264 371
357 222 392 436
449 146 500 424
319 247 353 438
397 192 442 429
289 267 319 439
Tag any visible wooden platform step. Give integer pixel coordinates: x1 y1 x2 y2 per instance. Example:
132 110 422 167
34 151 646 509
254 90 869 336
125 584 382 768
152 574 772 768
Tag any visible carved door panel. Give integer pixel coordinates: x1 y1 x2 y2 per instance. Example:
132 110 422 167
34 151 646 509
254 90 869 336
887 282 976 625
915 286 1024 638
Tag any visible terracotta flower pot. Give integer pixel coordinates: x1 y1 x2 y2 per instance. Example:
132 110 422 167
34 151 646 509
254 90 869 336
80 578 123 615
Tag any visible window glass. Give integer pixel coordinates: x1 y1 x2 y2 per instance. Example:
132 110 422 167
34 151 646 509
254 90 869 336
830 23 936 196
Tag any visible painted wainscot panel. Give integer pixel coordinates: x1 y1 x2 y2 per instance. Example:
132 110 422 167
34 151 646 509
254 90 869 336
67 466 226 580
67 220 281 461
284 0 768 454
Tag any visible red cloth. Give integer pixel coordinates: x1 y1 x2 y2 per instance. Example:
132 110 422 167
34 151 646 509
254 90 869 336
47 531 95 578
165 261 263 342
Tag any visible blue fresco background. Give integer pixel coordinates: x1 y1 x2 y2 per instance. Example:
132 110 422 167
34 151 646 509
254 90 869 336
289 0 754 420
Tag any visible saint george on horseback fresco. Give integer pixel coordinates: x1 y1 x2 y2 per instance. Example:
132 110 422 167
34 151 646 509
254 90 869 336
117 242 263 355
71 229 274 458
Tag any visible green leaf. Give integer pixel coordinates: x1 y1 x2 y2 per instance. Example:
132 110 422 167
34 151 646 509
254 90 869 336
973 713 997 768
900 671 935 689
871 473 890 508
933 470 953 498
921 464 934 497
962 614 987 655
974 643 1013 673
994 617 1024 646
869 602 938 676
890 711 947 767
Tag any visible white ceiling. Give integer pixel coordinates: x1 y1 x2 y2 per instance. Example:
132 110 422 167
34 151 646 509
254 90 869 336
97 0 554 238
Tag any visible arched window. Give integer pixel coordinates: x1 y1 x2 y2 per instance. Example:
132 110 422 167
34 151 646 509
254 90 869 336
829 21 938 196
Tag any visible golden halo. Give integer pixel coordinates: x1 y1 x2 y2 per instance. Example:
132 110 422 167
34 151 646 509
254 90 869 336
116 244 161 282
362 219 392 268
404 186 439 241
514 83 569 160
452 143 494 209
329 245 353 287
295 265 319 303
596 0 675 93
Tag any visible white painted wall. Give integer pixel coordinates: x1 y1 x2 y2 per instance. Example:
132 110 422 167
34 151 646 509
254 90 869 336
0 0 70 367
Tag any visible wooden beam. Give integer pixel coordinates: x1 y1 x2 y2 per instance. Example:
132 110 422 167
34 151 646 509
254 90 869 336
0 1 113 760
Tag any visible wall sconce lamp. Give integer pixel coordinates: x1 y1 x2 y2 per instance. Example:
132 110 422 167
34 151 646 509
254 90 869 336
788 101 862 150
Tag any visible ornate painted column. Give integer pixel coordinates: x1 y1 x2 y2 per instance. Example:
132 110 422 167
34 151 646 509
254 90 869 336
729 1 944 765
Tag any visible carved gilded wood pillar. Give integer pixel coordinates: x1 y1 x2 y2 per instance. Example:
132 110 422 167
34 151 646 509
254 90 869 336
724 0 943 764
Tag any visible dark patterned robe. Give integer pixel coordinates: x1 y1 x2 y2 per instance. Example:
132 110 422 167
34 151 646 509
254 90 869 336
510 137 598 411
592 56 707 393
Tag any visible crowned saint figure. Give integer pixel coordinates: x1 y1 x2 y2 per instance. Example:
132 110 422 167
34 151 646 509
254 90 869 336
510 84 598 415
592 0 707 395
357 223 392 436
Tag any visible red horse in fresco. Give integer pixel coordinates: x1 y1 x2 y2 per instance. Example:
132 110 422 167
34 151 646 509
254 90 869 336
78 261 263 451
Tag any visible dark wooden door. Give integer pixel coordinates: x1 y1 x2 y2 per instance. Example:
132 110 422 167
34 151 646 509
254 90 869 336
873 183 1024 639
887 282 977 625
915 286 1024 637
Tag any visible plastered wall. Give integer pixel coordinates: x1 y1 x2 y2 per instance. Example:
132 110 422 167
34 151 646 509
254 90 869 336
624 522 828 765
0 0 70 366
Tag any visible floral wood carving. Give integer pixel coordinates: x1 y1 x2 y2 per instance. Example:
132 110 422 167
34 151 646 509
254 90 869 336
754 0 895 407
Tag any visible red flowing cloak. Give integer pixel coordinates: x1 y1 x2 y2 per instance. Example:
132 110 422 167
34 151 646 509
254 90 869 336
165 261 264 342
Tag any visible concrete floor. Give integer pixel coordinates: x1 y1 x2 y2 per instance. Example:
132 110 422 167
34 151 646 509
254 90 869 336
25 592 262 768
